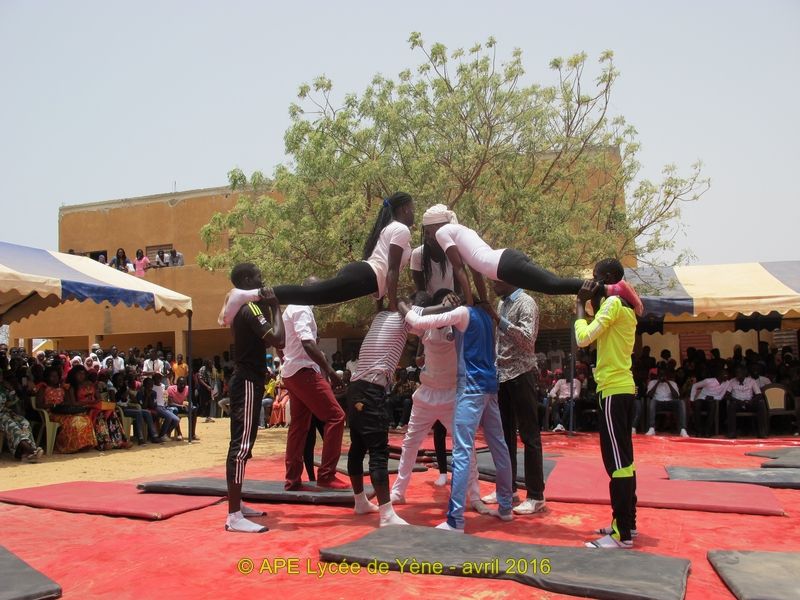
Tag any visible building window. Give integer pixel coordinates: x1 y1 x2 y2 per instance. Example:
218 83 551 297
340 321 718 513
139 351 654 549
86 250 108 262
146 244 173 263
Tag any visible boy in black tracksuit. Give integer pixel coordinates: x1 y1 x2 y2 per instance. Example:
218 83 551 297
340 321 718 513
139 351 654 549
225 263 284 533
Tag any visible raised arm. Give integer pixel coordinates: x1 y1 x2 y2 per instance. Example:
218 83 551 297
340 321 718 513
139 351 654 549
445 246 474 306
404 305 470 333
575 294 620 348
469 266 488 303
264 299 285 349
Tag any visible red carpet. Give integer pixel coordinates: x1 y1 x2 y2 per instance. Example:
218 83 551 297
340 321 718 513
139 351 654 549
545 458 784 516
2 434 799 599
0 481 221 520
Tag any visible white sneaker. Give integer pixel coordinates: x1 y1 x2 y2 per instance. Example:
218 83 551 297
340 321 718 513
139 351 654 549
434 473 448 487
389 492 406 505
435 521 464 533
645 427 656 436
585 534 633 549
553 424 565 432
680 429 689 438
513 498 546 515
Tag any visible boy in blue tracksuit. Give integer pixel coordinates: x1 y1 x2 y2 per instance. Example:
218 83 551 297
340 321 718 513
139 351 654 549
401 296 513 532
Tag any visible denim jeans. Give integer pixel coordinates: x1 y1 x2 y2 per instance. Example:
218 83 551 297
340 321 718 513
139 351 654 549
155 406 180 437
122 406 157 439
448 392 512 529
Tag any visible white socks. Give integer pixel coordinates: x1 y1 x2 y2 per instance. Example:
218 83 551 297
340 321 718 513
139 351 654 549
225 511 268 533
353 491 379 514
434 473 448 486
378 502 408 527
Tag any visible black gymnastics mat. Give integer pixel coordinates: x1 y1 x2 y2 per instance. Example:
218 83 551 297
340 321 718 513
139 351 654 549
319 526 691 600
447 450 557 487
0 546 61 600
666 466 800 489
761 450 800 469
137 477 372 505
315 456 427 475
744 447 800 460
708 550 800 600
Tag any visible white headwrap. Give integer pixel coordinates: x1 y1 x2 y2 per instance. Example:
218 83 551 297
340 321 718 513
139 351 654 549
422 204 458 226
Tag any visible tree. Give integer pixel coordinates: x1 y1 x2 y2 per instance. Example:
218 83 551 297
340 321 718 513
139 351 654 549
199 33 708 325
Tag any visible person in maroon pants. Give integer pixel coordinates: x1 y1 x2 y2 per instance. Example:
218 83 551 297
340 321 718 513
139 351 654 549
281 278 349 490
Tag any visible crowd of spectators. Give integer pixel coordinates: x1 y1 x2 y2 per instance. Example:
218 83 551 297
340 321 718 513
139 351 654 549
4 334 798 464
95 247 185 277
0 341 234 462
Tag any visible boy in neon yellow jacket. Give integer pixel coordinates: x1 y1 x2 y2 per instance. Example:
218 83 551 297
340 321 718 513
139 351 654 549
574 258 638 549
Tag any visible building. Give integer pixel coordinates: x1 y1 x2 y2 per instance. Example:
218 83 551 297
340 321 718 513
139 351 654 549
8 186 366 360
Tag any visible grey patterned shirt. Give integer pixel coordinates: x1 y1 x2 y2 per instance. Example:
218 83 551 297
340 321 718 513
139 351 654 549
495 289 539 383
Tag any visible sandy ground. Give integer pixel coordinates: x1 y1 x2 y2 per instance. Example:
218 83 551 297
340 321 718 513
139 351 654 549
0 419 288 491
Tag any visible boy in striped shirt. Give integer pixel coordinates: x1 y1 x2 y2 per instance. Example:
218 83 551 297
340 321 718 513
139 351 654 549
348 300 425 526
574 259 638 549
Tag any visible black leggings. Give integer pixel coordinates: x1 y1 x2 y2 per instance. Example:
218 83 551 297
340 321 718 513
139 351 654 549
496 249 583 295
274 261 378 306
433 420 448 475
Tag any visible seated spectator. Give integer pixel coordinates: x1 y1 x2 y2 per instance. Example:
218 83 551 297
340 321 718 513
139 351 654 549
548 370 581 432
97 254 108 265
1 370 44 462
36 366 96 453
110 248 134 273
269 378 290 427
137 376 177 440
257 374 277 428
724 364 767 439
331 351 346 372
167 376 198 441
67 365 130 450
112 372 161 444
333 369 350 421
389 369 415 430
169 248 185 266
133 249 151 277
152 373 181 440
689 366 728 437
154 249 170 268
646 366 688 437
750 363 771 389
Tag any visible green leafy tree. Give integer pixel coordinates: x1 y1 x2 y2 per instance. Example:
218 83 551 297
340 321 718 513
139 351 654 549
200 33 708 325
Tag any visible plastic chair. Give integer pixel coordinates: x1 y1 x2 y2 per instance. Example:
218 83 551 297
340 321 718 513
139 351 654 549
29 397 61 456
763 384 798 435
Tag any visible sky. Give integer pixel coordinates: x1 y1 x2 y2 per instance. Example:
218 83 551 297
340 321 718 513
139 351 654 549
1 0 798 265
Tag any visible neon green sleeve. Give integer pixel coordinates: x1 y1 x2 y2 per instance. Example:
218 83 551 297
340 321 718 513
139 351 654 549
574 297 620 348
